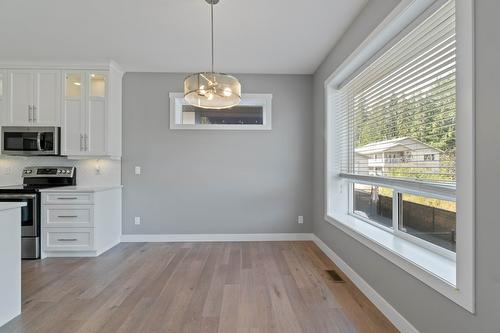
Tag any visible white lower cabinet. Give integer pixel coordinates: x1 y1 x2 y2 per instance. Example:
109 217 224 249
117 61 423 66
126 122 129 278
42 205 94 228
44 228 94 251
41 187 121 257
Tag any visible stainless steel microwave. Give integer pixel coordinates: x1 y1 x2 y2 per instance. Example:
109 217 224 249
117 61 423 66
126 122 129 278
1 127 60 156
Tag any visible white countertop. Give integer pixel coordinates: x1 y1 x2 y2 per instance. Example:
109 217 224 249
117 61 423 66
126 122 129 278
38 185 123 193
0 202 27 211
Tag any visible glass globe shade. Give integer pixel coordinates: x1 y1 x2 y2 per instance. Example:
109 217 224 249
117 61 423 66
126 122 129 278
184 72 241 109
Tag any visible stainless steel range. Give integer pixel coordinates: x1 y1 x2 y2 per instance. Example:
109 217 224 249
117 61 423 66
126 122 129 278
0 166 76 259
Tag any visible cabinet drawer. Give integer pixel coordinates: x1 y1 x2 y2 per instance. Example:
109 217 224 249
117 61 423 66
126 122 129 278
44 228 94 251
42 205 94 228
42 193 93 205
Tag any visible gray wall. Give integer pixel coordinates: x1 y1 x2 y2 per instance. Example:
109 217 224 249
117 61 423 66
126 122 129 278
313 0 500 332
123 73 313 234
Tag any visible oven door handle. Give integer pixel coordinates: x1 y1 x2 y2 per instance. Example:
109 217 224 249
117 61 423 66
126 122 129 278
0 193 37 200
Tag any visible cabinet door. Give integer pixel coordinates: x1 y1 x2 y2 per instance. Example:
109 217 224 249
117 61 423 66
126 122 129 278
0 71 6 151
0 70 6 126
61 72 85 155
8 70 34 125
34 70 61 125
85 72 107 155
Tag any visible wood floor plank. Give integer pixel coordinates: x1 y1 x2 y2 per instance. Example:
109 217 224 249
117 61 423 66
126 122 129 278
261 243 303 333
181 244 224 333
218 284 241 333
0 241 398 333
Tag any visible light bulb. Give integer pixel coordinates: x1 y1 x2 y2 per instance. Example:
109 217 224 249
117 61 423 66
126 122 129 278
207 92 214 101
199 85 207 95
223 87 232 97
73 82 81 86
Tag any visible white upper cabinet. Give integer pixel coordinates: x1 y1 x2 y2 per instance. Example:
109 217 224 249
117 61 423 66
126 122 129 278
62 72 85 156
62 67 122 158
34 71 61 125
86 72 107 155
0 62 122 158
0 70 6 122
2 70 61 126
0 70 5 149
8 71 34 125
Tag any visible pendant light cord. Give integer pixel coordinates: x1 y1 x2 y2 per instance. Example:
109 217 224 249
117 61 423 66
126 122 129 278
210 1 214 73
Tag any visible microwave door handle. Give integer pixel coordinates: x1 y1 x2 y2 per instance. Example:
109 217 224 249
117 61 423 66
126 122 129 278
37 132 42 151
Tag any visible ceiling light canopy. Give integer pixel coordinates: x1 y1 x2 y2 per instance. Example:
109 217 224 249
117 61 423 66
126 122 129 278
184 0 241 109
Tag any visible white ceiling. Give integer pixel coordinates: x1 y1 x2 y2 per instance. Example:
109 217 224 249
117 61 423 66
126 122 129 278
0 0 367 74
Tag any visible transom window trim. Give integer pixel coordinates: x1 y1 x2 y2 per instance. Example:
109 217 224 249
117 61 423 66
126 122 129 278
169 92 272 130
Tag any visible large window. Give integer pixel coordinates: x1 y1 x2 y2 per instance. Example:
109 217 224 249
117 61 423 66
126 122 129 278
336 0 457 255
325 0 474 312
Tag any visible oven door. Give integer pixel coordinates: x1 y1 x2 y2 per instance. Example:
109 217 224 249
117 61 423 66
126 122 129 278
1 127 60 156
0 193 38 237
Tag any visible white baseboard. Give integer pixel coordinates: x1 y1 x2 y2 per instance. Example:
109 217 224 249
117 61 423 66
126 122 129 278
312 235 418 333
121 233 314 242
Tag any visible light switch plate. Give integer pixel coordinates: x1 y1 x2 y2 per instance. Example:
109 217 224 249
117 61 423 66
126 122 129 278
135 166 141 175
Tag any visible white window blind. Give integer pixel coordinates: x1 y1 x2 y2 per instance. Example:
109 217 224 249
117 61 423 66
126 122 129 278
335 0 456 193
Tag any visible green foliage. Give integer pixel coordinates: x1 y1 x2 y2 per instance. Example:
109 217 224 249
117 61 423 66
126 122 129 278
354 74 456 182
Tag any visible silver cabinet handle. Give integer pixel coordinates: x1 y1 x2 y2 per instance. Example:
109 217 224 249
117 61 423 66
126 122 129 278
57 238 77 242
80 134 83 151
57 197 78 200
28 105 32 121
32 105 37 122
84 134 88 151
57 215 78 218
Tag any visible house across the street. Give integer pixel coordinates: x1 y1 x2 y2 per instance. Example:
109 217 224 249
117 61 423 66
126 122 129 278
354 137 442 177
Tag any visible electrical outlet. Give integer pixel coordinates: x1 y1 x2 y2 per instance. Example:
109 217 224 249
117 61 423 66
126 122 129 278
135 166 141 175
298 216 304 224
134 216 141 225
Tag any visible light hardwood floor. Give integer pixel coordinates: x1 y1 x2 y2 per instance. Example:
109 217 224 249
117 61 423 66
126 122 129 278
1 242 397 333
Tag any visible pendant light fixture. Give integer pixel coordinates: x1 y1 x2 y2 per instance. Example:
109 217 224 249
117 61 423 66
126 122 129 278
184 0 241 109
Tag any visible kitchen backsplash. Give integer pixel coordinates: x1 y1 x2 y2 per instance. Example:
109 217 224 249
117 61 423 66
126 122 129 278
0 156 121 186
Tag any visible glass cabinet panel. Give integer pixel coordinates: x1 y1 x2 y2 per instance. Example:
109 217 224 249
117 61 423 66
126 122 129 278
90 73 106 97
65 73 82 98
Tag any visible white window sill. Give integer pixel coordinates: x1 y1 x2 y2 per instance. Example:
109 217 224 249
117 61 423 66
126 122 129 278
324 212 467 307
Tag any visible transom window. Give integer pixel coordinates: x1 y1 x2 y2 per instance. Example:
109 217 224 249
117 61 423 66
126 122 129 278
170 93 272 130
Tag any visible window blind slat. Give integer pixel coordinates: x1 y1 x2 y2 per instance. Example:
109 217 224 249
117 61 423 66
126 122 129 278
339 3 455 91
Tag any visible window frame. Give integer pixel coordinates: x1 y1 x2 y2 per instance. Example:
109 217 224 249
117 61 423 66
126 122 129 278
324 0 475 313
169 92 272 130
349 182 456 260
